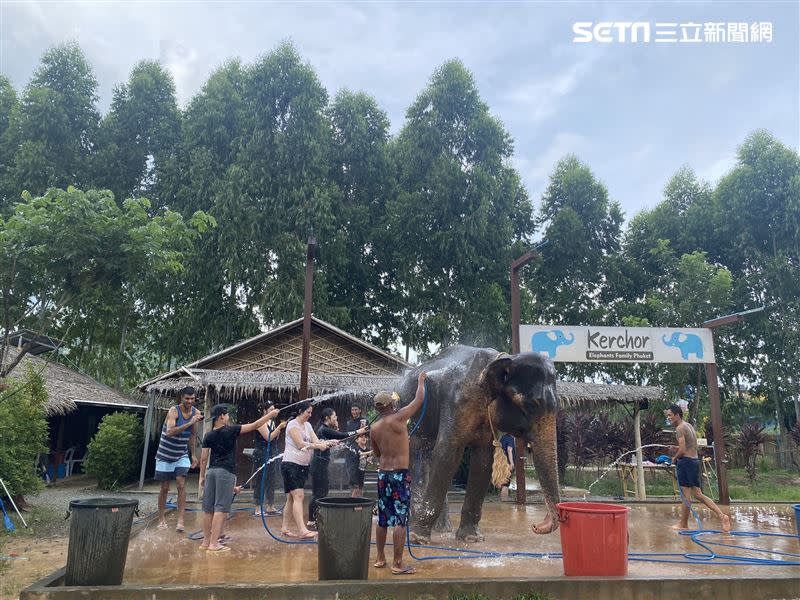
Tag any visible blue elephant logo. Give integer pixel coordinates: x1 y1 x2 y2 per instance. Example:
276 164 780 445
662 332 704 360
531 330 575 358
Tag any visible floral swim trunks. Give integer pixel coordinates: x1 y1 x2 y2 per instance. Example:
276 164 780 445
376 469 412 527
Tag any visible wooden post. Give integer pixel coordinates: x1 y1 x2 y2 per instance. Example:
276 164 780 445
138 394 155 490
299 237 316 401
633 401 646 500
704 362 730 504
510 251 536 506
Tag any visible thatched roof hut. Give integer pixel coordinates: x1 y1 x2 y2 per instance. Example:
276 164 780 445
2 346 146 416
139 317 663 407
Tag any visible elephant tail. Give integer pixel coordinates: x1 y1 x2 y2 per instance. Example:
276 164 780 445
565 332 575 343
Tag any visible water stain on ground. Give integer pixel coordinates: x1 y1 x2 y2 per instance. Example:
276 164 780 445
123 502 799 584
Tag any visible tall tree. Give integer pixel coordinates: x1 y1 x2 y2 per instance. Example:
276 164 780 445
389 59 532 352
3 43 99 199
0 75 19 207
324 89 395 343
0 187 213 388
94 61 181 202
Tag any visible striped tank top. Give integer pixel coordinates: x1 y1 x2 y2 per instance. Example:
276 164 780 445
155 406 196 462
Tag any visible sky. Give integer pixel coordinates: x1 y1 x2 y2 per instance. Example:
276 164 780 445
1 0 798 224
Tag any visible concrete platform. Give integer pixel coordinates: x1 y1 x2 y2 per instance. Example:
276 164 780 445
20 502 800 600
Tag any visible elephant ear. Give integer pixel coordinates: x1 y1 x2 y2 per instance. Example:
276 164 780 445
479 354 514 395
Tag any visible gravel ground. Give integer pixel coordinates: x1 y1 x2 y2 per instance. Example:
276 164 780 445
15 476 160 538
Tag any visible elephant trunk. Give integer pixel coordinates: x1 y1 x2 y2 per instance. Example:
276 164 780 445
662 334 671 345
529 410 561 534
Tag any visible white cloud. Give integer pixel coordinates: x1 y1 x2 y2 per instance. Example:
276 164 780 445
503 53 599 123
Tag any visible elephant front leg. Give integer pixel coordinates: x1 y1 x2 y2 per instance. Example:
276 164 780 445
410 442 464 544
456 444 493 542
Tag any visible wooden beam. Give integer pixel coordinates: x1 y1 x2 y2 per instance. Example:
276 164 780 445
633 402 646 500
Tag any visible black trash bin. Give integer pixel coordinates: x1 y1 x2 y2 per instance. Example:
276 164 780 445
316 496 375 580
65 498 139 586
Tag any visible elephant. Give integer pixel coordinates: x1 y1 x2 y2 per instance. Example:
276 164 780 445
393 345 561 544
662 332 704 360
531 329 575 359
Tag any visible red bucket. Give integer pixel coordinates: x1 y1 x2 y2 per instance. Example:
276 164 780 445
557 502 629 576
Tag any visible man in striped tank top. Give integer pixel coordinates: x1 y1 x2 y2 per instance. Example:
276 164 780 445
155 386 204 531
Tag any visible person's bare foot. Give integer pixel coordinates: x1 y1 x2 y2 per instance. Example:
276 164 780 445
373 559 386 568
720 514 731 533
157 521 168 530
671 523 689 530
531 513 556 534
391 564 416 575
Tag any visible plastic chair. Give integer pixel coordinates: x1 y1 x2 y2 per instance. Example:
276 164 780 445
64 446 85 477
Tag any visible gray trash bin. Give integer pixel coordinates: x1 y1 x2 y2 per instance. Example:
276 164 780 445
317 496 375 580
65 497 139 586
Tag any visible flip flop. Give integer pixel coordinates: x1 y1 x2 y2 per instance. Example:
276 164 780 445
218 535 233 543
157 522 169 530
206 545 231 553
266 509 282 515
299 531 317 540
176 524 185 533
280 530 298 538
391 565 416 575
373 560 386 568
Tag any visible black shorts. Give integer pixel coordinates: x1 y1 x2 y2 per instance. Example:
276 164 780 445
281 462 309 493
676 457 701 488
350 469 365 488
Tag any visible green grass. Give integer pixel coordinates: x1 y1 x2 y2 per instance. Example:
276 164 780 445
0 505 62 540
528 466 800 502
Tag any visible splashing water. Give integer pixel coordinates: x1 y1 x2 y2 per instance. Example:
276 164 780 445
583 444 672 499
308 390 365 406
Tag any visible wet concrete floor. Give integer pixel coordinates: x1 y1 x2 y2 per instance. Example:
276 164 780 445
123 501 799 584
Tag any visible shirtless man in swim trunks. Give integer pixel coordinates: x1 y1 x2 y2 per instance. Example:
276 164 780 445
666 404 730 533
370 371 427 575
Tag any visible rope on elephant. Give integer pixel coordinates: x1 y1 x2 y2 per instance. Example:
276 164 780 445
487 403 511 488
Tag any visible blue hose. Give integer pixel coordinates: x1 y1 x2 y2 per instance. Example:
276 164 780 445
251 390 800 567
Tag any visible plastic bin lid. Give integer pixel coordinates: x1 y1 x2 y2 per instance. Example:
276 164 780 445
316 496 375 508
68 498 139 509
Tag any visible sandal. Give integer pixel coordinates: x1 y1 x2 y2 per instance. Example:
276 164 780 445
391 565 416 575
299 530 317 540
373 560 386 568
206 545 231 553
280 530 298 538
176 523 185 533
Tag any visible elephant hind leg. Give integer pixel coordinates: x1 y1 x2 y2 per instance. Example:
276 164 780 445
410 441 464 544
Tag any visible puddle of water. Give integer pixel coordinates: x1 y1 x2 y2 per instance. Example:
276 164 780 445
123 502 799 583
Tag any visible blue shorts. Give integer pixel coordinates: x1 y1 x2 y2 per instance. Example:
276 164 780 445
376 469 411 528
154 456 191 480
676 457 701 488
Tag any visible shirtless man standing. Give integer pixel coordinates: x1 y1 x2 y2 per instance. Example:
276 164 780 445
369 371 427 575
666 404 730 533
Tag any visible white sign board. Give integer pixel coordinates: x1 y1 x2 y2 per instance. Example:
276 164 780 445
519 326 715 363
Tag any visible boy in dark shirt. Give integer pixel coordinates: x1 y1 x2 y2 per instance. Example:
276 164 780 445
307 407 367 529
199 404 278 552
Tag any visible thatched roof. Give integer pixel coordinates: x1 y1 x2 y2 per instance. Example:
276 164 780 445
556 381 663 406
1 347 146 417
142 367 661 407
139 317 663 406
